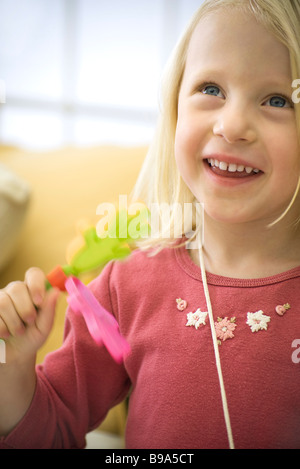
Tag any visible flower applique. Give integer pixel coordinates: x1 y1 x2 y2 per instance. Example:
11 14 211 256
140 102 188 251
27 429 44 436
186 308 208 330
179 295 289 341
246 310 271 333
275 303 290 316
215 317 237 343
176 298 187 311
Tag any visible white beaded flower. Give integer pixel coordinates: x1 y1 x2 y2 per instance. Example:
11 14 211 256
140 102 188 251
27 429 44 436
246 310 271 333
186 308 208 330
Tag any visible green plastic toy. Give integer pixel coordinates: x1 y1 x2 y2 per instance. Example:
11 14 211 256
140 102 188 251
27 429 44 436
46 208 149 291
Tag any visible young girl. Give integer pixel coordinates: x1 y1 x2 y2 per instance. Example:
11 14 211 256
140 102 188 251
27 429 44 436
1 0 300 449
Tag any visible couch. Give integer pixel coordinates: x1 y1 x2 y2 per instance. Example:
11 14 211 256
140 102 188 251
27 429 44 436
0 144 146 438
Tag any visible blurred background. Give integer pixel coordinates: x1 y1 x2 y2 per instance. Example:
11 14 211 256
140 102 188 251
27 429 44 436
0 0 203 150
0 1 205 446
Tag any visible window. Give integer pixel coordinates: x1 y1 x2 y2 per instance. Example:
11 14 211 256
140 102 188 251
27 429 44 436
0 0 202 150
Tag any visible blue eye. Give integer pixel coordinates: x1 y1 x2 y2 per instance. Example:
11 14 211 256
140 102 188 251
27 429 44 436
202 85 222 97
267 96 289 108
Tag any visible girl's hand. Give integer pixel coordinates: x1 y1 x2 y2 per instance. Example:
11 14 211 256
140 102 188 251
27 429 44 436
0 267 60 363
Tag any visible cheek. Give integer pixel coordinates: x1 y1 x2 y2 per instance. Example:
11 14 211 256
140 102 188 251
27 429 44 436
271 137 300 182
267 138 300 210
174 117 203 176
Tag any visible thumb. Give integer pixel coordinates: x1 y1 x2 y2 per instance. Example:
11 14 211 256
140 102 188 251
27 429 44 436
35 288 60 338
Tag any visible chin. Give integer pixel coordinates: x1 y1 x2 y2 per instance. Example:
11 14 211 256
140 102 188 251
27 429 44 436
202 203 261 226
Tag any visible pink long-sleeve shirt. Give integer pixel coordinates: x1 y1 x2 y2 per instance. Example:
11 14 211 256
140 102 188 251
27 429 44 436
1 244 300 449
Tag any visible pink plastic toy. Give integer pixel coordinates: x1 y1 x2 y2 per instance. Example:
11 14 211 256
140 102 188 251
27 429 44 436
65 276 130 364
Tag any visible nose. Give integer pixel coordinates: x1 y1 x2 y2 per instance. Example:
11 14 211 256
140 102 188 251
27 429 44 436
213 100 257 144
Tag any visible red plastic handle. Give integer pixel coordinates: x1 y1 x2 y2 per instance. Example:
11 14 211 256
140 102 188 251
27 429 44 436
46 266 68 291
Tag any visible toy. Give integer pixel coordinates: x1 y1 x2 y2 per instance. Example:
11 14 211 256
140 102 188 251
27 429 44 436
65 276 130 363
46 205 149 290
46 223 133 292
46 215 141 363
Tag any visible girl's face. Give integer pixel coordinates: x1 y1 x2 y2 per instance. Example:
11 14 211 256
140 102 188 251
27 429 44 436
175 8 300 226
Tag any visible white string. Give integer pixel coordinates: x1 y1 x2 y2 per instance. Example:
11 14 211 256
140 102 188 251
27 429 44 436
197 234 235 450
0 339 6 364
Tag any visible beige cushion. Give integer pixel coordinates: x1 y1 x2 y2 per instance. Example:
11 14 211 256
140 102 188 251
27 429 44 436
0 162 30 273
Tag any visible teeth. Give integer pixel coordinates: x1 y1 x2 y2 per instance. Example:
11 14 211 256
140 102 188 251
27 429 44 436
228 164 237 173
219 161 228 171
208 159 260 174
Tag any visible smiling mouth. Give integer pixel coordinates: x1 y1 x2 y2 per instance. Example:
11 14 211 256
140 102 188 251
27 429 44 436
206 158 262 178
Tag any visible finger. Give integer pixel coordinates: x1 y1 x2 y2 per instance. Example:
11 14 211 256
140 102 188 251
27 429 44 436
35 288 60 337
4 281 37 327
0 315 10 339
0 289 26 337
24 267 47 308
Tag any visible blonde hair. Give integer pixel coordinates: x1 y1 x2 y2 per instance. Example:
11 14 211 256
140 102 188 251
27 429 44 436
132 0 300 249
